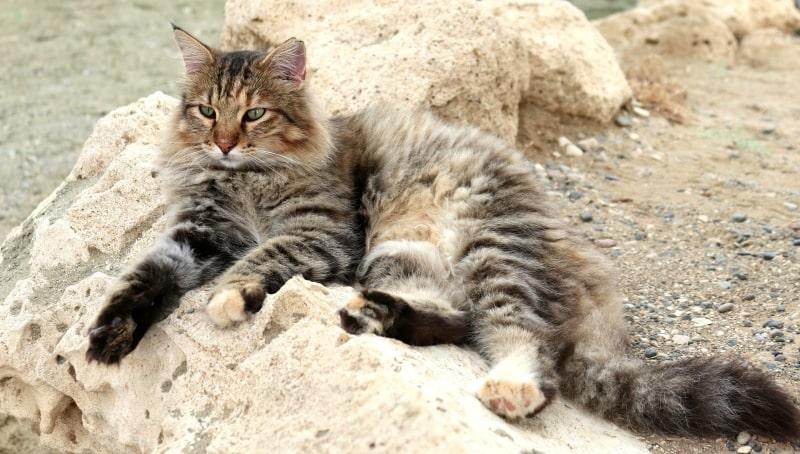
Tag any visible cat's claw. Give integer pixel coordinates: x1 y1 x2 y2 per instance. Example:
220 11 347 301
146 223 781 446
207 280 265 328
86 315 137 364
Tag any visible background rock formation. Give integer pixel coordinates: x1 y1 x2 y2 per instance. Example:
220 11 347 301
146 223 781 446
221 0 632 143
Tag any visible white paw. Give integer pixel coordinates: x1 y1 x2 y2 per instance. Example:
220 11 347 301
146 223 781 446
475 352 550 418
207 288 248 328
476 375 548 419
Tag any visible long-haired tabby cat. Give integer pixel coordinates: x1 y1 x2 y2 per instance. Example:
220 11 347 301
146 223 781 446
86 25 800 440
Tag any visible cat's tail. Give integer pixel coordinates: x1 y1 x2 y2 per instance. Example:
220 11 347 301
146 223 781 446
558 346 800 440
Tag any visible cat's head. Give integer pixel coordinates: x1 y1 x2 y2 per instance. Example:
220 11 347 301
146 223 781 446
165 25 330 171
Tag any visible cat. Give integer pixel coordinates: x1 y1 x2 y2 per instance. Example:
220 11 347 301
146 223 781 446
86 25 800 440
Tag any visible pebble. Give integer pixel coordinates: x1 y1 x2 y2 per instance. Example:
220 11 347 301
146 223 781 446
558 136 571 147
764 319 784 329
717 303 735 313
692 317 713 327
719 280 732 290
568 191 584 201
737 431 751 445
793 239 800 247
632 106 651 118
731 213 748 223
789 221 800 231
737 446 752 454
775 353 786 362
784 202 798 211
595 238 617 248
615 113 633 127
577 138 599 151
644 348 657 358
760 251 777 261
565 144 584 157
579 211 593 223
672 334 691 345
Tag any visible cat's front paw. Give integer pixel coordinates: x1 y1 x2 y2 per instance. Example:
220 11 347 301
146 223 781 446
338 289 406 336
207 278 265 328
87 314 138 364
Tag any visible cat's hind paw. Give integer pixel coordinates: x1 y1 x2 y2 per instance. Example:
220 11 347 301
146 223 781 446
338 289 406 336
207 280 265 328
476 372 555 419
86 315 137 364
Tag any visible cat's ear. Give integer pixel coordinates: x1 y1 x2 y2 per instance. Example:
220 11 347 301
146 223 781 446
262 38 306 87
172 24 214 75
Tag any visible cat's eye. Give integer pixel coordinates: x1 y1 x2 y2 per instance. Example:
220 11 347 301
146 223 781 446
199 105 216 119
244 108 266 122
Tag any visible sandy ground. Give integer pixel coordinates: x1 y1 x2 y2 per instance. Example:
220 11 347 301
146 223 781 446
0 0 225 241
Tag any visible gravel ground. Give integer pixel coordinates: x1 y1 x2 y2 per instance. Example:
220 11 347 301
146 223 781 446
527 58 800 453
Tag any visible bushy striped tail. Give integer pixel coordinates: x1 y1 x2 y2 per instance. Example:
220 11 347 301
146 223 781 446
559 352 800 440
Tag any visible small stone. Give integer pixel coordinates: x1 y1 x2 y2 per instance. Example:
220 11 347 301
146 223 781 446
579 211 593 223
615 113 633 127
760 251 777 261
632 106 650 118
793 239 800 247
644 348 657 358
731 213 748 223
727 338 737 346
558 136 572 148
565 144 584 157
692 317 713 327
770 330 784 339
672 334 691 345
567 191 584 201
719 281 732 290
717 303 734 313
595 238 617 248
784 202 798 211
789 221 800 231
737 446 752 454
751 442 762 452
736 431 751 445
775 353 786 362
726 440 737 451
764 319 784 329
698 215 709 223
742 320 753 327
577 137 599 151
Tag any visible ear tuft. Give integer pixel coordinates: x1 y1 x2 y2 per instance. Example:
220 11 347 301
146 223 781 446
172 25 214 75
263 38 307 84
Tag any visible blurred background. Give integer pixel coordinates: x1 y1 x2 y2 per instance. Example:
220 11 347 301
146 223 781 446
0 0 636 241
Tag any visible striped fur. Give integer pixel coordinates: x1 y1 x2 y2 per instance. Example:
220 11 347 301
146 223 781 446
87 30 800 442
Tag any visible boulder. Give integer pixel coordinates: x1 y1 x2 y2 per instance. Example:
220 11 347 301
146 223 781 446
640 0 800 38
221 0 630 143
221 0 528 143
479 0 631 123
595 1 738 64
738 28 800 70
0 93 649 452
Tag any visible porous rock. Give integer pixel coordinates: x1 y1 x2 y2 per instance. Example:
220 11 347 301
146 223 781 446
0 94 648 452
221 0 630 143
479 0 631 123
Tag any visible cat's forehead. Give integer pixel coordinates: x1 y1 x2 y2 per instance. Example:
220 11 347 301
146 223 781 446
184 49 271 101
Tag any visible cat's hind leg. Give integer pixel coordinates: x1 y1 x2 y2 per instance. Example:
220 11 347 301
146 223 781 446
457 239 561 419
339 239 468 345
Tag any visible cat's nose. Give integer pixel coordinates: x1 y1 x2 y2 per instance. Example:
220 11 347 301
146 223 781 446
215 139 237 155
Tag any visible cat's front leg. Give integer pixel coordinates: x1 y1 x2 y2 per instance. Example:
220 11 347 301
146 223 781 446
207 227 358 328
87 222 231 363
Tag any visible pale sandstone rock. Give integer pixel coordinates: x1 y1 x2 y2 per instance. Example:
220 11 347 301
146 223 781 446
0 94 649 452
221 0 630 142
738 28 800 70
595 1 738 64
222 0 528 142
479 0 631 123
640 0 800 38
